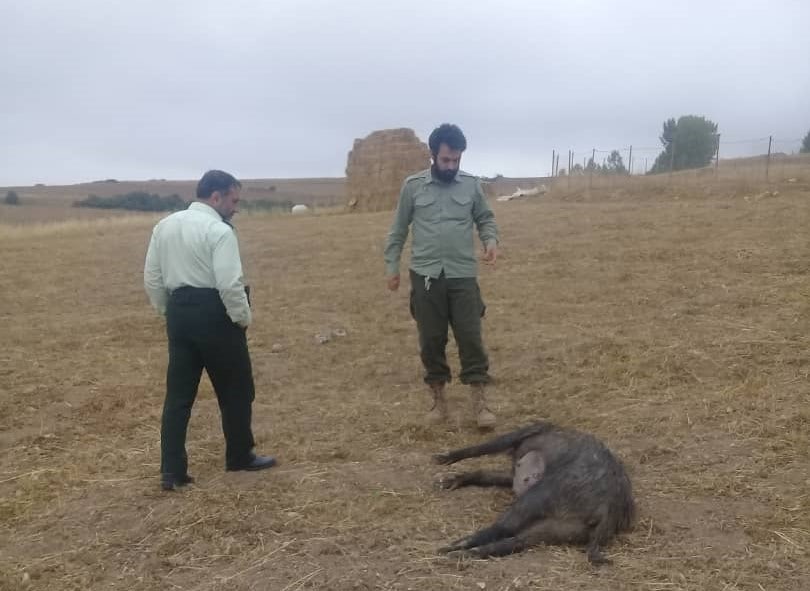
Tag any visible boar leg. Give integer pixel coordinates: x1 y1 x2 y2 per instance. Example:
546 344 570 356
436 470 513 490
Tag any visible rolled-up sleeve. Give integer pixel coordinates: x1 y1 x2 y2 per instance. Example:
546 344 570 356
144 228 169 315
212 229 252 328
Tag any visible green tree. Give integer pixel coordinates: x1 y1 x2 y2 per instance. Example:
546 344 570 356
585 157 602 173
4 190 20 205
604 150 627 174
649 115 719 174
801 129 810 154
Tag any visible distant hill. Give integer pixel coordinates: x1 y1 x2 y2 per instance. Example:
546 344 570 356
0 177 347 209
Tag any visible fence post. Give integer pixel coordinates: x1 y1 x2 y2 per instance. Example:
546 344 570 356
552 150 556 177
714 133 721 175
766 135 772 181
567 150 572 189
628 145 633 175
589 148 595 189
668 138 676 181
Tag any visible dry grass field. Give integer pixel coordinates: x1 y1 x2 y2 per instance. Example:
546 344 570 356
1 164 810 590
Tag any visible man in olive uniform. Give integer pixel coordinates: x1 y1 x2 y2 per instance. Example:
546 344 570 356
144 170 277 491
384 123 499 429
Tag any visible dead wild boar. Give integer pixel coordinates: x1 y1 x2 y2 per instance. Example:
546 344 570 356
434 421 635 564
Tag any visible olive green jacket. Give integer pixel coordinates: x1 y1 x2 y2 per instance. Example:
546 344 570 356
384 169 499 279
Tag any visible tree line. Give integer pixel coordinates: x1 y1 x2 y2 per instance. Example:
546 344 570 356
559 117 810 176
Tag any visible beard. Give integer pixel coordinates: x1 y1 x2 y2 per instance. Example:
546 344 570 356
431 164 458 183
216 207 233 222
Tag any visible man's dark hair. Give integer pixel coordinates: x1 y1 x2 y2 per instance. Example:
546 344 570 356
196 170 242 200
428 123 467 156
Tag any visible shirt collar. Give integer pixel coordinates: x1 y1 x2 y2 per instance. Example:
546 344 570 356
426 169 463 185
189 201 224 221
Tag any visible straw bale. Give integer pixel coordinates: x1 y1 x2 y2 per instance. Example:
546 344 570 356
345 128 431 212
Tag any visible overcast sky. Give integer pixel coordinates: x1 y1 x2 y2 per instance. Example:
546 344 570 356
1 0 808 185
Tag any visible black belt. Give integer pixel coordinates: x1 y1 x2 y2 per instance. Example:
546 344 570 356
169 285 251 306
169 286 219 303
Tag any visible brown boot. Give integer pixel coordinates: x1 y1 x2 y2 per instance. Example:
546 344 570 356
427 382 449 424
471 383 496 430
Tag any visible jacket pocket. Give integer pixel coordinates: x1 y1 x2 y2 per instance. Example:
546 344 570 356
414 192 436 208
446 191 472 221
413 191 438 221
450 192 471 206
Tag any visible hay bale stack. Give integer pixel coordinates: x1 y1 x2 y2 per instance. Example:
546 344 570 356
345 128 431 212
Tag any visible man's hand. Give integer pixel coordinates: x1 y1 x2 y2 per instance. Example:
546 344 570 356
387 274 401 291
482 243 498 265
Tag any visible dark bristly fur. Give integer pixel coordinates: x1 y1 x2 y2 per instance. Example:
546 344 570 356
434 421 635 565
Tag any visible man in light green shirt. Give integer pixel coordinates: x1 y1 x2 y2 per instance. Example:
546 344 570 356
384 123 499 429
144 170 277 491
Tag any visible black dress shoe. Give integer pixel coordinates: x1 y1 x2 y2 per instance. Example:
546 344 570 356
226 454 277 472
161 473 195 491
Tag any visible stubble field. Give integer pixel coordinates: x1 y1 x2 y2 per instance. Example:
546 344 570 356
1 171 809 590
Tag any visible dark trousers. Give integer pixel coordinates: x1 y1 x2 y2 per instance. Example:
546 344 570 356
161 287 256 476
409 270 490 385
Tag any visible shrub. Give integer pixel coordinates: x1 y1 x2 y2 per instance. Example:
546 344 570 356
74 192 187 212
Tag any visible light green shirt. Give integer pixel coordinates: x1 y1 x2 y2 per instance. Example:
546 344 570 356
144 201 252 327
384 169 499 279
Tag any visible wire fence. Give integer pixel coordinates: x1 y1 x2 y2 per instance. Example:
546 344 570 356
544 135 807 189
550 136 805 176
